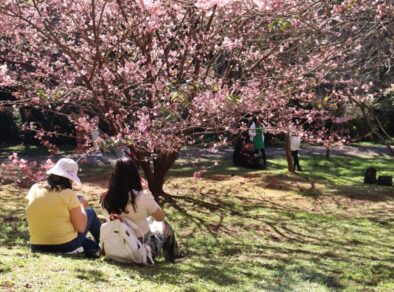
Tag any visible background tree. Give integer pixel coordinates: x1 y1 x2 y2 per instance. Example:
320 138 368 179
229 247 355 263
1 0 392 197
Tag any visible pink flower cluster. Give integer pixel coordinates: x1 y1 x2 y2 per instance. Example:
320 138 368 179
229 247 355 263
0 153 54 188
0 64 15 87
0 0 392 189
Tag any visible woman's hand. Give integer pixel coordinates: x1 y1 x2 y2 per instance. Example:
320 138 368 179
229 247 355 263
77 195 89 208
141 177 148 190
151 207 165 221
80 198 89 209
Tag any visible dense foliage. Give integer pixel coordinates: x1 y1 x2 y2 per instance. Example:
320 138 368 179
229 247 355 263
1 0 393 195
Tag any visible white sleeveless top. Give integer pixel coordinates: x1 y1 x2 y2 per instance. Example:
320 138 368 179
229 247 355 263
121 190 160 237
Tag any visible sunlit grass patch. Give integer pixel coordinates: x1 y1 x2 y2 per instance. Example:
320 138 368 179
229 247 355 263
0 152 393 291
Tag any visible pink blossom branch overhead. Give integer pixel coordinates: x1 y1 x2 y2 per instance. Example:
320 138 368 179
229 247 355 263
0 0 392 155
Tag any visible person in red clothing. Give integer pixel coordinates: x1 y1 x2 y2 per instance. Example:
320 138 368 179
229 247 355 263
239 141 265 169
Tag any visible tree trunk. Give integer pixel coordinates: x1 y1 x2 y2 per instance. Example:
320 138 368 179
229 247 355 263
325 148 330 160
351 99 394 156
359 104 394 156
138 151 178 201
284 134 295 172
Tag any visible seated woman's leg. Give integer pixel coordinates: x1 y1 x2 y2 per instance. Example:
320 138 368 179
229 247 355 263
79 237 99 257
261 149 267 165
31 238 80 254
161 222 182 262
84 208 101 243
148 220 181 262
74 208 101 256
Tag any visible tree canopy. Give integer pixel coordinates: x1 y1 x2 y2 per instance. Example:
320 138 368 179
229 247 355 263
1 0 393 196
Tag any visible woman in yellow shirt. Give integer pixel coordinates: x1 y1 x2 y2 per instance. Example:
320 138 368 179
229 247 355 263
26 158 101 257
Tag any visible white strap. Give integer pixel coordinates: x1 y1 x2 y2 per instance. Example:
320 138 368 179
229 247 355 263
145 245 154 265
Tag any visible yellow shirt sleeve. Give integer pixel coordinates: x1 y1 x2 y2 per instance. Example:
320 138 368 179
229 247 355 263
67 190 81 210
26 183 39 202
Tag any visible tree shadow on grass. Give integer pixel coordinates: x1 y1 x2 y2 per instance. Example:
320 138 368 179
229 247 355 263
0 203 29 247
1 163 393 291
0 262 12 274
73 267 109 283
165 189 394 252
101 247 350 290
170 153 393 202
162 195 224 244
303 155 393 183
256 259 345 291
254 171 394 202
102 257 241 287
168 158 271 179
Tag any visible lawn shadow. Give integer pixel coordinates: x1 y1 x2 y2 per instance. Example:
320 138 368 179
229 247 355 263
102 257 242 287
1 150 393 290
0 186 30 247
0 262 12 274
162 188 394 283
73 267 109 283
169 154 279 179
170 153 394 202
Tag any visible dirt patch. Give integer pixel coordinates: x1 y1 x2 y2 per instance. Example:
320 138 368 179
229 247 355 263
262 175 294 191
3 167 390 220
206 174 232 181
80 183 107 202
166 173 394 219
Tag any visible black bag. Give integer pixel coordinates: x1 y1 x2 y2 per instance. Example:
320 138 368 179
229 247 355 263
378 176 392 186
364 167 377 184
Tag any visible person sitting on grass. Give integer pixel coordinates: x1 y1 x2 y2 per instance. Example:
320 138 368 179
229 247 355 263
100 158 183 262
26 158 102 258
239 141 266 169
233 134 247 166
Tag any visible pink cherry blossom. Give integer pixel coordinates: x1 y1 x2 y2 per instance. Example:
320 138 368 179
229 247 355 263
0 0 392 195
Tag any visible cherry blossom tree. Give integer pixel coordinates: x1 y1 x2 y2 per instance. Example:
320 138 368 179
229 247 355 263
0 153 54 187
0 0 392 196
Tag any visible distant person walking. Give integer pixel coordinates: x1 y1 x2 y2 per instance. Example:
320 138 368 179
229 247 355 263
290 133 302 171
249 117 267 166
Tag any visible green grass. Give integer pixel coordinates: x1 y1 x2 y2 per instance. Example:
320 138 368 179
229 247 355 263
351 140 393 147
1 154 394 291
0 144 75 158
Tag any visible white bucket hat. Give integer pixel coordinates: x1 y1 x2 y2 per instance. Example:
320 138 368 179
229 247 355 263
46 158 81 185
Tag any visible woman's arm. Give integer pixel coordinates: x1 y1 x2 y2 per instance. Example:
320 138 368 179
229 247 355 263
70 206 87 233
151 207 165 221
141 177 149 190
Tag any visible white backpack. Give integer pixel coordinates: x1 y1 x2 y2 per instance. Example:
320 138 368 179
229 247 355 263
99 214 153 265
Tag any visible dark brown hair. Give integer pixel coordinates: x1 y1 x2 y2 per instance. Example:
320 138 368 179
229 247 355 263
101 159 142 214
45 174 72 191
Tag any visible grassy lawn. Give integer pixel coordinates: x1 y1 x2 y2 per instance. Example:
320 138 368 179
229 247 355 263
0 144 75 159
351 140 393 148
1 154 393 291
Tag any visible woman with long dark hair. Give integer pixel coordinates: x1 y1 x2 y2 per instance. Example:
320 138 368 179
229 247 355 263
26 158 101 257
101 158 182 262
